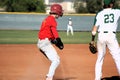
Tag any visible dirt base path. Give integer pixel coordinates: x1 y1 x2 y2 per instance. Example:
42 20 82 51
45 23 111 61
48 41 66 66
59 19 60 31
0 44 119 80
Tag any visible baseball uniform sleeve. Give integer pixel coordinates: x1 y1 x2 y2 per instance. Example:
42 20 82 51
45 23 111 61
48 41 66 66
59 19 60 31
93 14 99 27
50 17 59 39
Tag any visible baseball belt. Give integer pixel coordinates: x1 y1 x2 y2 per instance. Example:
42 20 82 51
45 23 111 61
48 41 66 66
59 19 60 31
98 31 116 33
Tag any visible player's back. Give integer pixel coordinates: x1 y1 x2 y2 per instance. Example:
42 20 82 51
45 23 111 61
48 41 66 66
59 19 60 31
97 8 120 32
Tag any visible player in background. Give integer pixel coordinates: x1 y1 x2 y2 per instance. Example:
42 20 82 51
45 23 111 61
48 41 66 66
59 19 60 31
90 0 120 80
67 18 74 36
37 4 64 80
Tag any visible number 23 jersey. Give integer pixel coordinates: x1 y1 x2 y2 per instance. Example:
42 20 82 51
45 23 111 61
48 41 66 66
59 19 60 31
94 8 120 32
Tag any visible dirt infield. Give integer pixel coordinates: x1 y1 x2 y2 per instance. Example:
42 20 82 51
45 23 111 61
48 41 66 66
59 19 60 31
0 44 119 80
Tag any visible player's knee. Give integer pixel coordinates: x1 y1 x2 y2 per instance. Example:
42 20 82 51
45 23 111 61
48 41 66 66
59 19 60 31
52 58 60 66
56 59 60 65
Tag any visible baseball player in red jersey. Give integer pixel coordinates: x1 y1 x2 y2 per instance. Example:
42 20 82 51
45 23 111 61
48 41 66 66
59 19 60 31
37 4 64 80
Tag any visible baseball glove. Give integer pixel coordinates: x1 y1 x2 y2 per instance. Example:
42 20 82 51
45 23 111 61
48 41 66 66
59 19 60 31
89 42 97 54
51 38 64 50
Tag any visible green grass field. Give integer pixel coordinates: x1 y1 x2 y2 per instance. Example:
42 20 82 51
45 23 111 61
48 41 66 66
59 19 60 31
0 30 120 44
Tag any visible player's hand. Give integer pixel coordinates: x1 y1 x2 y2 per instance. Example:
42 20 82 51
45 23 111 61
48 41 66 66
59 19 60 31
54 38 64 50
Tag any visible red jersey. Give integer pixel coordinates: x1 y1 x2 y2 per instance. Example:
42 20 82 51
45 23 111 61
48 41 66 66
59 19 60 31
38 15 59 40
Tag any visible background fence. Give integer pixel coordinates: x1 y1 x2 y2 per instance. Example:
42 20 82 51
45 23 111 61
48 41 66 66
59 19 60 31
0 13 120 31
0 13 120 44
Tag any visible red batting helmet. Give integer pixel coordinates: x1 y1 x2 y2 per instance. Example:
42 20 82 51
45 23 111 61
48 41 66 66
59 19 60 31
50 4 63 17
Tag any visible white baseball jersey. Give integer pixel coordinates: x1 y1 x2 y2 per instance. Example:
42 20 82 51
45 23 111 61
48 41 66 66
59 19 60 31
68 20 72 26
94 8 120 80
94 8 120 32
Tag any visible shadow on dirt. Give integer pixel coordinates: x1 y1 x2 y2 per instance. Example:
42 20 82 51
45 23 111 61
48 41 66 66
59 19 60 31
55 77 77 80
101 76 120 80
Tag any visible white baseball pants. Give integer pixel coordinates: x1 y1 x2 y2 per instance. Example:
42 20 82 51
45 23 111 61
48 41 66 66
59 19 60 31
95 32 120 80
67 25 73 36
37 38 60 78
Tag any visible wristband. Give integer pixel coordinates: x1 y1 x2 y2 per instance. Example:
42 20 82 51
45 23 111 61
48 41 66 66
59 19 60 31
92 31 96 35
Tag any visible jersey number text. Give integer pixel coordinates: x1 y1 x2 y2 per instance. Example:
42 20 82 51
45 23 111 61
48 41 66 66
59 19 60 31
104 14 114 23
